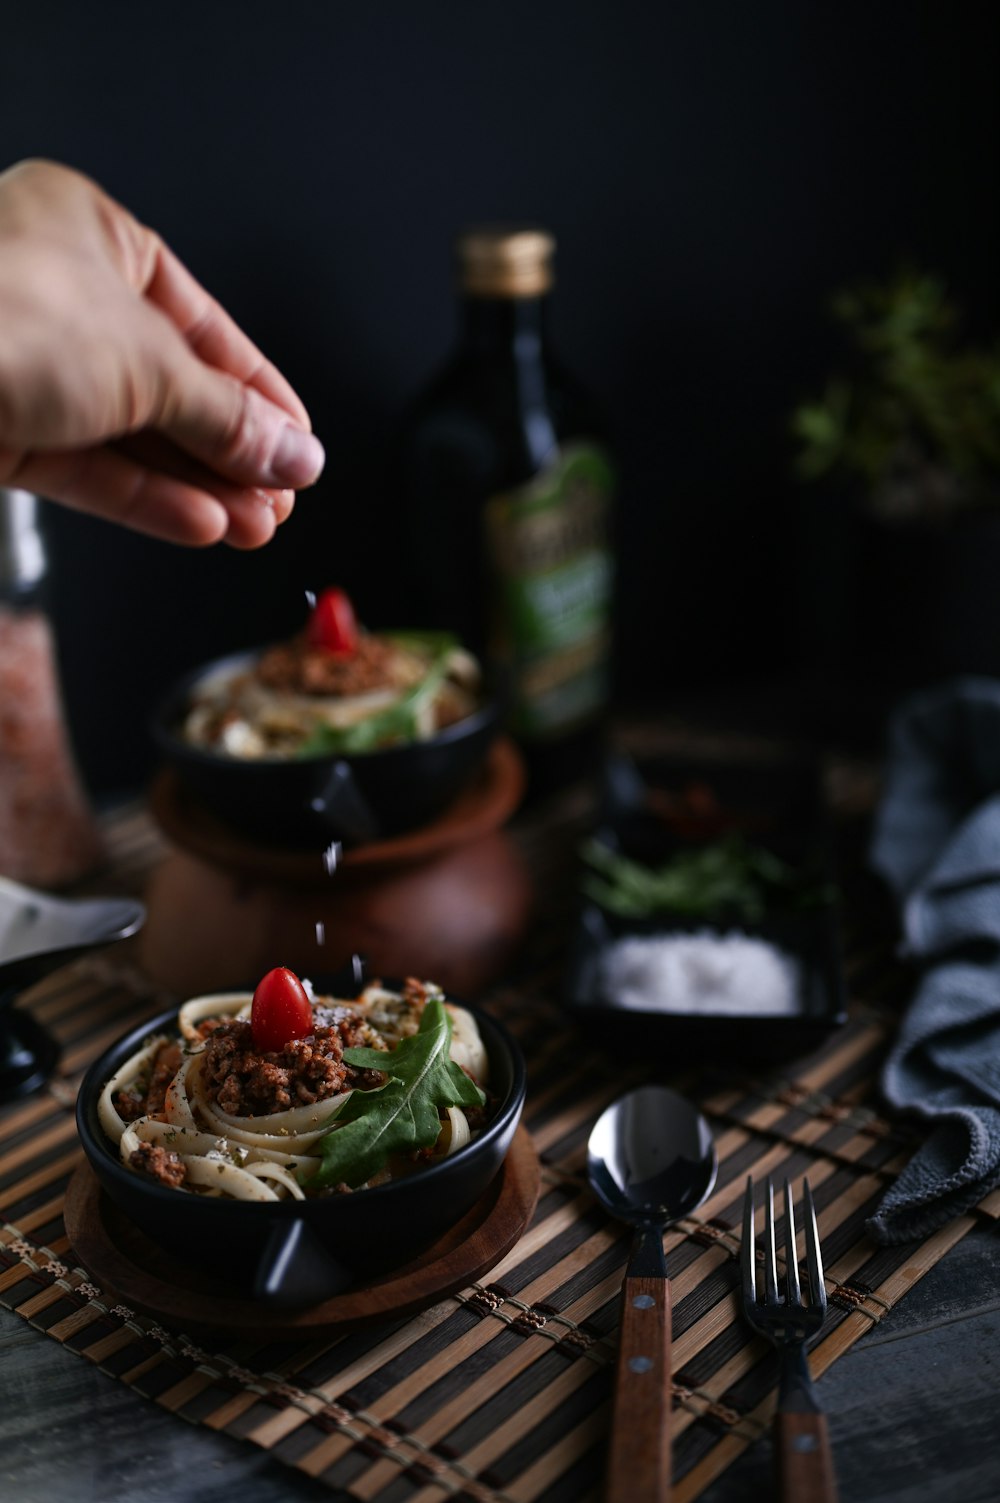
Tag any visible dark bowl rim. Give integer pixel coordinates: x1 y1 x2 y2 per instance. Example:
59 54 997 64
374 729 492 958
76 990 527 1215
149 647 500 769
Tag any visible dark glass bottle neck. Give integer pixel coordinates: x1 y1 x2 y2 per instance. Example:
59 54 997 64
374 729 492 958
459 294 549 358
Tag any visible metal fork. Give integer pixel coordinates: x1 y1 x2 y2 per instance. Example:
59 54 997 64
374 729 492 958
741 1175 838 1502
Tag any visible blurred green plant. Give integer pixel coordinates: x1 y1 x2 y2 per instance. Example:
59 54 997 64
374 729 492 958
792 270 1000 522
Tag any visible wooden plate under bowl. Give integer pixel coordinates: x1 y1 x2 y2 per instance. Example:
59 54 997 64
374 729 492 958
148 737 527 884
64 1125 540 1339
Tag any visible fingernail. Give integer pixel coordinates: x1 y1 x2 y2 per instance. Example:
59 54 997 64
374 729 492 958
271 426 325 487
272 489 296 523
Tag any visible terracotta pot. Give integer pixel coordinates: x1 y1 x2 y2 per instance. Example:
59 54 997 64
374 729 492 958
140 739 533 1000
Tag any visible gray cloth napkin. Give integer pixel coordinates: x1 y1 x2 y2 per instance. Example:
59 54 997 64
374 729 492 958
867 676 1000 1244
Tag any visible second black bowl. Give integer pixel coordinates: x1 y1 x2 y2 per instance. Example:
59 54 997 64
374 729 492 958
150 650 500 848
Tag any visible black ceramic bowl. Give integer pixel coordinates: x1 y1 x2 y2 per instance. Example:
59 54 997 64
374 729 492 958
150 650 500 848
76 993 526 1308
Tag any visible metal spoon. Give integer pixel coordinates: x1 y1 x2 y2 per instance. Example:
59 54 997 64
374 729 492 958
587 1084 718 1503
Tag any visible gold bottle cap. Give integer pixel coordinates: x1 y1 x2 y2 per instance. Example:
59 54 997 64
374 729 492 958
456 226 555 298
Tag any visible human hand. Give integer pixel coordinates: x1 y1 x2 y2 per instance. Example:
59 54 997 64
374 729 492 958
0 159 325 548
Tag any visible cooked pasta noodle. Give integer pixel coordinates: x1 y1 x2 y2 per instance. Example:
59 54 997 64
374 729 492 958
99 980 489 1201
182 632 481 761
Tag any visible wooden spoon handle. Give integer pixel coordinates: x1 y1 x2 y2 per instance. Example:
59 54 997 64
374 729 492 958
605 1274 671 1502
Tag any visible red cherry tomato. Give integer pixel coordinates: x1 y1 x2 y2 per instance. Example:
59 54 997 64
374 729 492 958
306 587 358 655
250 967 313 1052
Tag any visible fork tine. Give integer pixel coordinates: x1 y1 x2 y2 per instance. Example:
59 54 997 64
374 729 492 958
741 1176 757 1307
783 1178 801 1306
802 1177 827 1314
763 1175 779 1305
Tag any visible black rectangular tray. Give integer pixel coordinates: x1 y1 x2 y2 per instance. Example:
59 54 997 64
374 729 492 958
563 752 847 1062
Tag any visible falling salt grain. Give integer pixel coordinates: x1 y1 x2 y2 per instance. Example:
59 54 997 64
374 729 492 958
599 930 802 1016
323 841 341 875
304 589 317 610
315 921 326 946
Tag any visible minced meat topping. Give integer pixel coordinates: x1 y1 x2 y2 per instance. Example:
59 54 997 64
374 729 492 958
129 1141 187 1188
113 1039 182 1122
201 1014 387 1117
255 632 406 697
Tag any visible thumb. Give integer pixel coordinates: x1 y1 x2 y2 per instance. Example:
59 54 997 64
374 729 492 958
149 325 325 491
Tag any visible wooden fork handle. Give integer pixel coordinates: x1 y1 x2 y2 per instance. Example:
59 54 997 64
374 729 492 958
775 1411 838 1503
605 1274 671 1502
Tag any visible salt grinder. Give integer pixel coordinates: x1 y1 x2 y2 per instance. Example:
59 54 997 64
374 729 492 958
0 489 104 887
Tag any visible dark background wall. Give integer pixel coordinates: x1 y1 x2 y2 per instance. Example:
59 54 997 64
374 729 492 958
3 1 998 794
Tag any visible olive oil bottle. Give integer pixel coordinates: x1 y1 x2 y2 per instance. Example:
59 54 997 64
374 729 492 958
398 227 615 792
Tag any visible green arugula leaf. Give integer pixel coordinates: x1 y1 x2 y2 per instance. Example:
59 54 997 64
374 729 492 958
306 997 486 1190
382 630 460 656
296 643 455 759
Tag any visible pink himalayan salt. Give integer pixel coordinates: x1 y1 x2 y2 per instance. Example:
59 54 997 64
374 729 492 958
0 608 104 887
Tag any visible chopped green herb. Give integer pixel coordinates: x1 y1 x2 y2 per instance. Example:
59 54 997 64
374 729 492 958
581 834 835 923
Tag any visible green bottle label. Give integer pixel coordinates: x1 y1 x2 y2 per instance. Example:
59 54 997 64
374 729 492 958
484 442 614 740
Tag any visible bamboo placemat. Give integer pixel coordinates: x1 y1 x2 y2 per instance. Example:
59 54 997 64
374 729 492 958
2 791 996 1503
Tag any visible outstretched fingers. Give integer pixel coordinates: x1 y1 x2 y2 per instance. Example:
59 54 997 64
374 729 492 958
6 445 293 549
